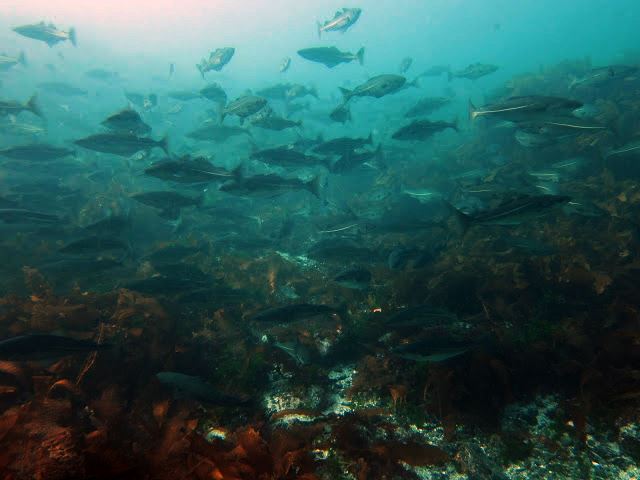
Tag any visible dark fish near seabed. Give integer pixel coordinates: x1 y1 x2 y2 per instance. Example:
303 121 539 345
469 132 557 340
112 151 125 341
37 81 87 96
449 194 570 231
186 121 251 142
0 51 26 71
74 133 168 157
334 267 372 289
221 95 267 124
131 191 202 219
468 96 583 121
398 57 413 74
392 119 458 141
339 74 418 103
144 156 235 184
449 63 498 80
197 47 235 77
38 257 122 276
0 117 45 136
605 138 640 158
329 144 384 173
13 21 77 47
156 371 250 405
0 334 110 360
317 8 362 37
405 97 452 117
0 144 75 161
297 46 365 68
251 303 342 323
385 305 457 329
0 95 42 118
569 65 638 90
313 133 373 155
329 103 352 123
59 235 129 255
101 108 151 135
143 244 205 264
0 209 59 224
220 173 322 198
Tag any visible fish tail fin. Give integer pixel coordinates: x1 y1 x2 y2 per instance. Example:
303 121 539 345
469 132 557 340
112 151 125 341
366 132 373 145
68 27 77 47
445 201 471 234
26 94 43 118
18 51 26 66
452 117 459 132
356 47 365 66
339 87 352 103
316 21 322 38
309 174 323 199
159 134 170 155
468 99 478 121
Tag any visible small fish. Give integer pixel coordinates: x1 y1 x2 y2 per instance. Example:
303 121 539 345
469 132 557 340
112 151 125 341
334 267 371 289
468 96 582 122
0 208 59 224
405 97 451 117
59 235 129 255
449 63 498 80
13 21 77 47
0 51 26 71
398 57 413 74
0 117 45 137
313 133 373 155
145 156 235 184
196 47 235 77
37 81 87 96
392 119 457 141
329 145 384 173
131 191 202 219
200 83 227 108
221 95 267 124
251 145 323 167
0 334 110 360
125 92 157 110
297 46 364 68
317 8 362 37
168 90 201 101
220 173 322 198
569 65 638 90
329 103 352 123
85 69 119 81
156 371 250 405
251 303 342 323
0 144 75 161
74 133 168 157
279 57 291 73
605 138 640 158
339 74 418 103
101 108 151 135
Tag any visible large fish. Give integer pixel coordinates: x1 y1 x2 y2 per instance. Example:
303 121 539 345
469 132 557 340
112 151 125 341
101 108 151 135
37 81 87 96
221 95 267 124
392 119 458 141
156 371 250 405
13 21 77 47
220 173 322 198
0 51 26 71
297 46 364 68
74 133 168 157
144 157 236 184
186 121 251 142
449 63 498 80
317 8 362 37
339 74 417 103
468 96 583 122
196 47 235 77
0 334 109 360
0 144 75 161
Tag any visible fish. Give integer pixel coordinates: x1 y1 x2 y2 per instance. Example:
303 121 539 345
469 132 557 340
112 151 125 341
329 144 384 173
13 21 77 47
317 8 362 37
419 65 451 77
38 257 122 277
569 65 638 90
514 129 555 148
0 209 59 224
199 83 228 108
0 117 45 137
604 138 640 158
0 95 42 118
251 303 342 323
468 96 583 121
334 267 372 289
101 108 151 135
285 84 318 101
279 57 291 73
220 173 322 198
251 145 323 167
0 144 75 161
197 47 235 77
297 46 365 68
144 156 236 184
85 68 119 81
398 57 413 74
0 334 109 360
339 74 417 103
405 97 452 117
37 82 87 96
125 92 157 110
143 244 205 264
313 133 373 155
156 371 250 405
186 121 251 142
169 62 175 77
256 83 294 100
270 338 312 366
131 191 202 219
449 194 570 231
385 305 457 329
74 133 168 157
59 235 129 255
329 103 352 123
168 90 201 101
0 51 26 71
250 113 302 131
221 95 267 124
392 119 458 141
449 63 498 80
